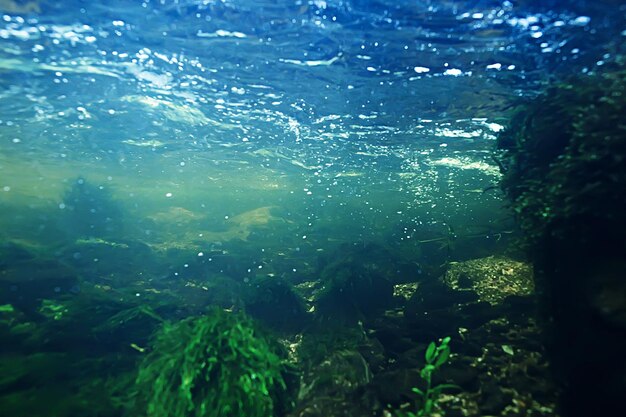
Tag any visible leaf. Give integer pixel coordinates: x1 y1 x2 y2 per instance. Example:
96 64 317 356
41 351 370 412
424 399 434 414
411 387 425 396
425 342 436 363
501 344 515 355
420 365 434 380
434 346 450 367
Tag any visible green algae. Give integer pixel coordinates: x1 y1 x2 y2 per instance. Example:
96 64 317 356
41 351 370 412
134 308 289 417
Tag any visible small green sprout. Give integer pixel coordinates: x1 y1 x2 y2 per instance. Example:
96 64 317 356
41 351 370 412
398 337 459 417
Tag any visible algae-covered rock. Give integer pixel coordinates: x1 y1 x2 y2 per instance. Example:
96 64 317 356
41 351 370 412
299 348 373 399
497 63 626 416
294 323 385 417
243 275 310 332
497 65 626 250
314 243 397 322
442 256 533 305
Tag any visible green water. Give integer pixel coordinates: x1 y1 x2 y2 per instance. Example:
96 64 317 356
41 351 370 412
3 0 623 416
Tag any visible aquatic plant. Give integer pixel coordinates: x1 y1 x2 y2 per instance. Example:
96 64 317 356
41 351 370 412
134 308 288 417
397 337 458 417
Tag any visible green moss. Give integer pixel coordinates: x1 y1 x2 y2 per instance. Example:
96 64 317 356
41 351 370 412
134 308 288 417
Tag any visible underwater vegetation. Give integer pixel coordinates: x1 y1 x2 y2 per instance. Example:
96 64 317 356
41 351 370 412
396 337 458 417
497 61 626 416
3 0 623 415
134 308 290 417
0 226 557 417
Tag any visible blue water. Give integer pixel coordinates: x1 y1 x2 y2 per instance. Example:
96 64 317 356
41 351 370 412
0 0 624 415
3 1 620 255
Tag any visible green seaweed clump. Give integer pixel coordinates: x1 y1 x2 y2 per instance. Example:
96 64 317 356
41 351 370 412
496 65 626 248
134 308 288 417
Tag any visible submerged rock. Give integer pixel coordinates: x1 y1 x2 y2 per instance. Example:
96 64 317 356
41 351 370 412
243 275 310 332
313 243 400 322
442 256 533 305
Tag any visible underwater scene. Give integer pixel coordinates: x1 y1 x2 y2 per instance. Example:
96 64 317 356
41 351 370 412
1 1 625 416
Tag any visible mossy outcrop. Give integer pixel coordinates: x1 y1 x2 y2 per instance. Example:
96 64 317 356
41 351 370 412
313 243 397 322
498 67 626 250
497 63 626 417
442 256 533 305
